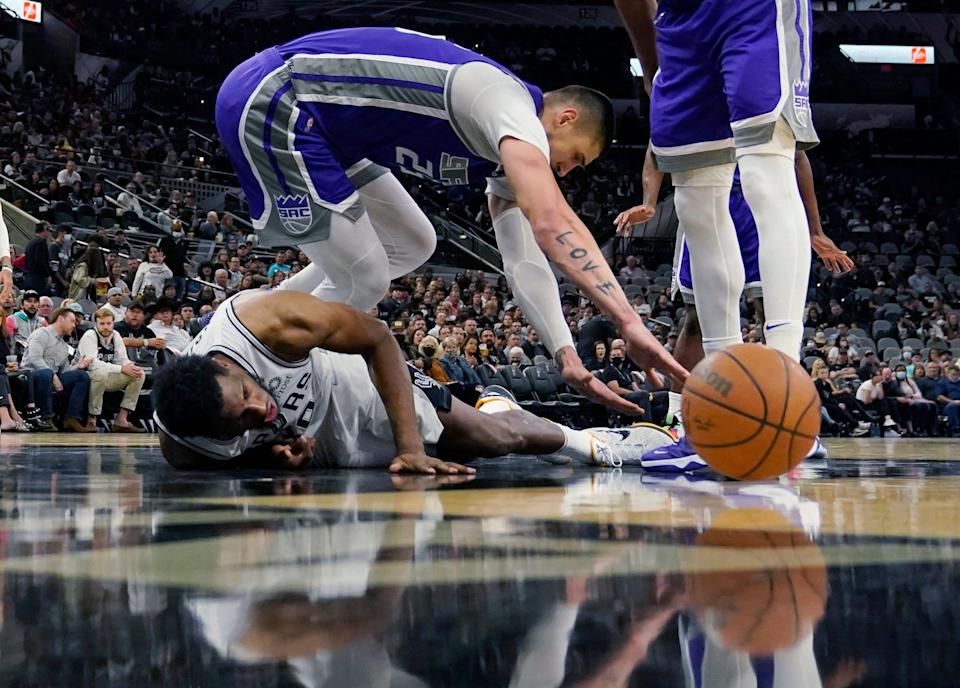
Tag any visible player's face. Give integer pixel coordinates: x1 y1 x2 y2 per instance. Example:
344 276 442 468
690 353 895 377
548 125 602 178
216 367 280 437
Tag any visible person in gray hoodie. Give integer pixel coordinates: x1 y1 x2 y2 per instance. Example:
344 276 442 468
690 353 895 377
22 303 94 432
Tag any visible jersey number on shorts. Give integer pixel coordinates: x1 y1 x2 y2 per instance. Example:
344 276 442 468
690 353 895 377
395 148 470 185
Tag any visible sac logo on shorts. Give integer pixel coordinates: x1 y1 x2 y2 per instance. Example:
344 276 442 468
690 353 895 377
275 195 313 235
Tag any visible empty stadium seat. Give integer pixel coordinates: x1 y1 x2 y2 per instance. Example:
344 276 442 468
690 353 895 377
877 337 900 352
497 365 541 409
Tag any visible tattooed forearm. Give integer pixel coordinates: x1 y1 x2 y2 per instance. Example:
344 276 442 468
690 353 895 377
555 229 615 291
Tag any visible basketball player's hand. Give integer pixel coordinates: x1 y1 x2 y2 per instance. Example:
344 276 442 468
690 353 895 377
812 234 854 274
614 204 657 237
270 435 316 469
556 346 643 415
621 320 689 390
389 453 476 475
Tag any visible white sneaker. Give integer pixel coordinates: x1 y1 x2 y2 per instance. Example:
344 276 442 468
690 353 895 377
586 424 683 468
853 422 871 437
805 436 828 460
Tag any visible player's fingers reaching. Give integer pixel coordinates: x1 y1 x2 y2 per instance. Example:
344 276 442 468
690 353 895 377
836 252 855 273
390 454 477 475
582 376 644 415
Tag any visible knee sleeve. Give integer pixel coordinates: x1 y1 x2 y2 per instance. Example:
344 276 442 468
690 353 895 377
358 172 437 278
737 122 810 361
672 163 743 354
300 211 391 312
492 207 573 356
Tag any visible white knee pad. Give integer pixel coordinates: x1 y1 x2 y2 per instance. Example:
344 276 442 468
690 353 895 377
299 211 391 312
672 163 743 354
492 207 574 356
357 172 437 278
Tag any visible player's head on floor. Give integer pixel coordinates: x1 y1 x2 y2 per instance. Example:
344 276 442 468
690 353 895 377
152 354 278 441
541 85 615 176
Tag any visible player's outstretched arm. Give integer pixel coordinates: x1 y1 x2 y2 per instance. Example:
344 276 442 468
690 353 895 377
615 143 664 236
501 138 687 390
0 210 13 302
234 291 472 474
796 150 854 274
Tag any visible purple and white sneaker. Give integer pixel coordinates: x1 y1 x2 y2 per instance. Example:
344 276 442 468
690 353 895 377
638 436 709 473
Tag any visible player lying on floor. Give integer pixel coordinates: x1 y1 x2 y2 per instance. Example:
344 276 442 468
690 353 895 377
152 291 701 474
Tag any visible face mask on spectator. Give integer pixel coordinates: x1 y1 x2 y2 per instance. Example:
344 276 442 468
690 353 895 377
422 346 436 358
896 371 907 380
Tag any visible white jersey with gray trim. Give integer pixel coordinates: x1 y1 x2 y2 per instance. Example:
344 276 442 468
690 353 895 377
159 293 334 461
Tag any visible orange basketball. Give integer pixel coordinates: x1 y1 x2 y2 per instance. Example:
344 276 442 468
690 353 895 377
684 509 827 655
681 343 820 480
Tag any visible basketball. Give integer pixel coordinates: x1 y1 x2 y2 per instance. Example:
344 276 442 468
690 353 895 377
684 509 828 655
681 344 821 480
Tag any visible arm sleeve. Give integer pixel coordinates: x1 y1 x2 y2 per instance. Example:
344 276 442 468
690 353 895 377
492 208 575 357
0 208 10 265
114 332 130 367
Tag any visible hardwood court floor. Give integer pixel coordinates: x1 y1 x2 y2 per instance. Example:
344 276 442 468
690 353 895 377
0 434 958 686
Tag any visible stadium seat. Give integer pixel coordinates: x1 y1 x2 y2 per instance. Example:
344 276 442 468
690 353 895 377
872 320 894 339
53 201 75 225
522 366 569 408
879 304 903 320
100 213 118 228
877 337 900 352
872 255 890 267
880 242 899 255
927 338 949 349
477 364 508 389
497 365 541 410
940 256 956 268
803 327 815 339
76 204 97 228
803 356 821 371
848 328 868 339
882 346 902 362
942 244 959 255
120 210 140 230
903 337 924 351
76 298 97 315
840 241 857 253
916 255 935 268
860 242 879 254
937 268 955 280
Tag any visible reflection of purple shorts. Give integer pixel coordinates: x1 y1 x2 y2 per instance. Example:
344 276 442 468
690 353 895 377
650 0 818 173
676 184 761 304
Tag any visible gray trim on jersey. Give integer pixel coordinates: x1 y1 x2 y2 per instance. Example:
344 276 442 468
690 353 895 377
347 161 391 189
290 76 447 113
777 0 819 147
680 283 762 306
289 55 449 89
732 121 778 150
444 64 477 157
653 148 737 173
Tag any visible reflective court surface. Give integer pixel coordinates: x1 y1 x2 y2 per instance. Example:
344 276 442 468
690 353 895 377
1 436 959 687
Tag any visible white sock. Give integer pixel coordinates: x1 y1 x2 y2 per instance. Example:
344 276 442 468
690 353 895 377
545 425 597 464
737 125 811 362
673 164 745 356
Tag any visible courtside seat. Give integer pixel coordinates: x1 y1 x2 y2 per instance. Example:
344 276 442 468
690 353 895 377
497 365 542 410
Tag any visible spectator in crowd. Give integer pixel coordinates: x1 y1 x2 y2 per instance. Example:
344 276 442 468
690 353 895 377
858 350 881 381
507 346 528 369
521 327 550 361
600 341 668 423
23 224 53 294
22 303 94 433
146 302 191 352
585 340 608 372
212 270 230 300
811 359 870 435
132 246 173 297
157 222 190 300
56 160 81 188
916 361 942 402
908 266 937 293
885 362 937 436
856 368 902 436
8 290 47 355
66 240 108 301
267 251 291 280
36 295 54 323
440 335 482 388
417 335 450 384
619 255 642 282
78 308 145 433
197 211 220 240
936 365 960 434
115 302 167 356
109 263 131 295
116 182 144 217
102 287 127 321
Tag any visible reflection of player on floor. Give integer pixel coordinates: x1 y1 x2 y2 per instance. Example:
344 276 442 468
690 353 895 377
217 26 684 413
152 291 686 474
615 0 819 362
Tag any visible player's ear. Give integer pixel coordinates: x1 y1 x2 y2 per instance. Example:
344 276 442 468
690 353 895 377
556 107 579 128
